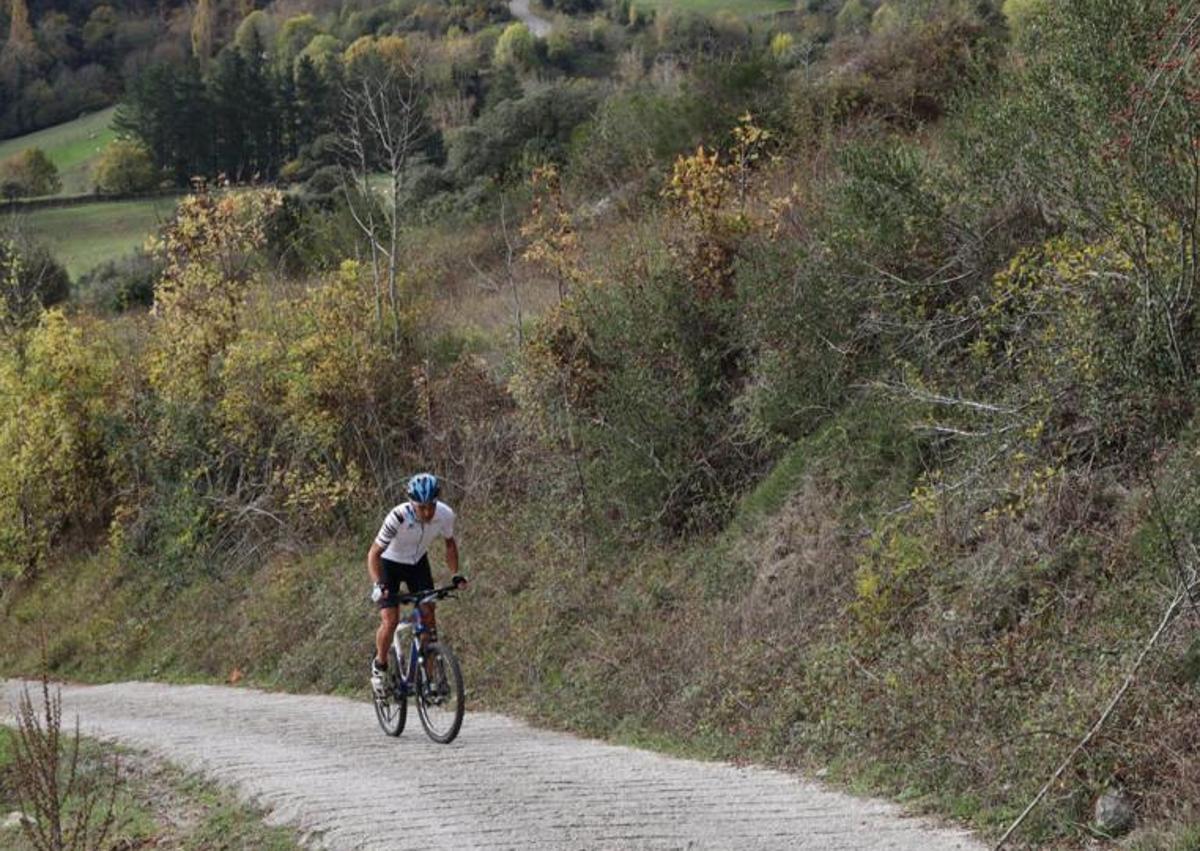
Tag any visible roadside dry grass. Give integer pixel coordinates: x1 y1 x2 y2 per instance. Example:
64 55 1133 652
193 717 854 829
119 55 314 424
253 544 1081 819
0 725 301 849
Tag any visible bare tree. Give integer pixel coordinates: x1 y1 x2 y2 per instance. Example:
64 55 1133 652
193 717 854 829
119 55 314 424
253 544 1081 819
338 50 428 342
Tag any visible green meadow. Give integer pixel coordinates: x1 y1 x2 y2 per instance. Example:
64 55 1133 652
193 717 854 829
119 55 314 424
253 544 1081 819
12 195 178 278
0 107 118 196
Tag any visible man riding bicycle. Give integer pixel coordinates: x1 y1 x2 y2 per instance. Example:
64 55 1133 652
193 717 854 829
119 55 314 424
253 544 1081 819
367 472 464 688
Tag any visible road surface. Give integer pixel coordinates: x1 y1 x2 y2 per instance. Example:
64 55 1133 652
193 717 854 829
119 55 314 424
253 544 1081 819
2 680 983 850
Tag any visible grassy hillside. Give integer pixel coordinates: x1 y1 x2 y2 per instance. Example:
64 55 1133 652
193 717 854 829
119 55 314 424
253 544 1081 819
4 1 1200 849
16 196 177 278
0 108 117 197
1 415 1196 849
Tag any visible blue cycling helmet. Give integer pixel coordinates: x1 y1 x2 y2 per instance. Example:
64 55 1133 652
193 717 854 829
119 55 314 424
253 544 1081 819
406 472 440 504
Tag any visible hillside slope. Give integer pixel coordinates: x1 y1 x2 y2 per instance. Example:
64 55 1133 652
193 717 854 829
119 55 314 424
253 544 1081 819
0 108 116 196
2 1 1200 848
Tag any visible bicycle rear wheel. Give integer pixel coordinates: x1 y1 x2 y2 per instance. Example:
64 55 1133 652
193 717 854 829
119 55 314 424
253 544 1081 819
373 648 407 737
416 642 464 744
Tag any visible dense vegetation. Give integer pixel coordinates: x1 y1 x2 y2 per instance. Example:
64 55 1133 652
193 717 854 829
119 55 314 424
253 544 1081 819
0 0 193 138
2 0 1200 846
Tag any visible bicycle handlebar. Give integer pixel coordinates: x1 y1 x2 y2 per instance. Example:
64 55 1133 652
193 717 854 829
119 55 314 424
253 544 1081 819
395 582 464 606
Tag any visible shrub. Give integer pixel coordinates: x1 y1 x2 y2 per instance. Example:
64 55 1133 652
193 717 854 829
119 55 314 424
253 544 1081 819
93 139 159 194
444 80 602 184
546 0 599 13
493 22 538 70
654 10 720 55
824 5 996 123
76 251 161 313
0 148 62 199
769 32 796 63
0 235 71 329
10 676 119 850
567 87 708 190
0 309 120 583
301 164 344 202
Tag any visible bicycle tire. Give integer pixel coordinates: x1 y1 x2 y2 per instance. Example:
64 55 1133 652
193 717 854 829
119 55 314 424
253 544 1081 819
372 647 407 737
416 641 464 744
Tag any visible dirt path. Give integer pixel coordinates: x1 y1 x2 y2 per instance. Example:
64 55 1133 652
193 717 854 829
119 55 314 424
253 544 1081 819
508 0 553 37
3 680 983 850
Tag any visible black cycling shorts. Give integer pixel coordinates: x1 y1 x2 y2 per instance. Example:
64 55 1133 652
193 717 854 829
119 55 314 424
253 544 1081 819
376 554 433 610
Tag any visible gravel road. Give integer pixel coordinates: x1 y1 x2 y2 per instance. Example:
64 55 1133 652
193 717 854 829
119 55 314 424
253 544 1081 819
3 680 983 850
508 0 553 37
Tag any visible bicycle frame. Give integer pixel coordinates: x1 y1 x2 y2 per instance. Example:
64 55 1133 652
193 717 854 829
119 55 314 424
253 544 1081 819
390 600 432 696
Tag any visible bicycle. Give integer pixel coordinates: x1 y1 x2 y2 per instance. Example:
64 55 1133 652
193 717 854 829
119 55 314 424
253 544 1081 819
372 582 466 744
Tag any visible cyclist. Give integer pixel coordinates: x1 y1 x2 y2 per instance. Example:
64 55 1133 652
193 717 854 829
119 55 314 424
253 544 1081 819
367 472 463 689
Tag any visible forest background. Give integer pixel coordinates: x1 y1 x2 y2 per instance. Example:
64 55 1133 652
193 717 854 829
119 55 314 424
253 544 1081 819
1 0 1200 847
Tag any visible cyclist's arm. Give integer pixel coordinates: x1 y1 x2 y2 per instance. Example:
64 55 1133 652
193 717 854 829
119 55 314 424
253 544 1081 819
445 537 459 576
367 542 385 584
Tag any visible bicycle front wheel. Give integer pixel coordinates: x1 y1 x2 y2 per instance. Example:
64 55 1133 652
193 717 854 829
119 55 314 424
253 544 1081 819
416 641 464 744
373 647 407 737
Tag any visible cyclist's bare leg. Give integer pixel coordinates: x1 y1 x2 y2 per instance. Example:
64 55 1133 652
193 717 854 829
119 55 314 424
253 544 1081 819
376 606 398 667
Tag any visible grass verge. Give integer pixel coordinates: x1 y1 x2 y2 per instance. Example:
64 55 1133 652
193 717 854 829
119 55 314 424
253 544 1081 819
0 724 301 849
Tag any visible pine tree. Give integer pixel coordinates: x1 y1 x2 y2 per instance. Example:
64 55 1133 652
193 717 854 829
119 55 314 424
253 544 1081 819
292 55 328 151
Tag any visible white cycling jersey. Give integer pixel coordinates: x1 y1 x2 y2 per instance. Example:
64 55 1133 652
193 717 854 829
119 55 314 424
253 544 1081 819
374 500 456 565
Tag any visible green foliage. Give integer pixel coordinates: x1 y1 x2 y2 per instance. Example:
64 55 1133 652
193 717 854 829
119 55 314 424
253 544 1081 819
515 128 779 532
446 81 602 184
76 250 160 313
7 0 1200 844
148 190 284 406
0 235 70 331
975 230 1191 462
0 1 159 140
493 23 538 70
217 260 415 533
1001 0 1046 44
823 3 997 123
0 310 119 584
235 11 275 59
652 8 751 55
566 87 710 190
277 15 322 69
733 440 810 528
769 31 796 62
870 2 902 36
92 139 158 194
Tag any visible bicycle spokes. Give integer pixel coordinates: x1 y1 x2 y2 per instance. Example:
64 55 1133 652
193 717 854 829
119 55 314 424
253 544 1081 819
415 643 464 744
